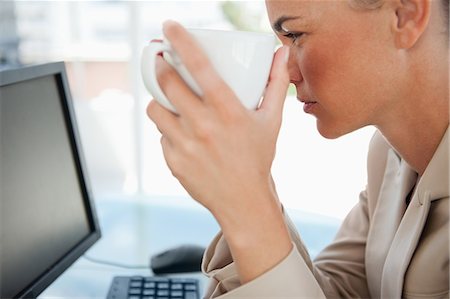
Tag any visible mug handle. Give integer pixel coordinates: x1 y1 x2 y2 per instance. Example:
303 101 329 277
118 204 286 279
141 42 177 113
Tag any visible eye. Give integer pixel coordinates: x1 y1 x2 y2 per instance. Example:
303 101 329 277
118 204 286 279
282 31 304 44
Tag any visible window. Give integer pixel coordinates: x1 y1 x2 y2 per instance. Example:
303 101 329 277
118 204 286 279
4 1 375 220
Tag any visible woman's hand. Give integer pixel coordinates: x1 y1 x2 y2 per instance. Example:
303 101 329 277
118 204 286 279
146 20 293 283
147 21 289 216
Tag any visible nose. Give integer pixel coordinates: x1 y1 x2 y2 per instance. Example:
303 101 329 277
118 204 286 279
287 48 303 84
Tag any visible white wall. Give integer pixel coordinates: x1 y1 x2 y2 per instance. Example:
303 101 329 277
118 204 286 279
273 96 376 219
143 94 376 220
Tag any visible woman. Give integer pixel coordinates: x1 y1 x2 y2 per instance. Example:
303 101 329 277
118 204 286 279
146 0 449 297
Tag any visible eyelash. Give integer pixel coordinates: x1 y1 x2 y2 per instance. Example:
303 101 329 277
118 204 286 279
282 32 304 44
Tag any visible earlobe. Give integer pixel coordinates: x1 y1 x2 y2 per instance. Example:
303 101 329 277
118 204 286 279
393 0 431 49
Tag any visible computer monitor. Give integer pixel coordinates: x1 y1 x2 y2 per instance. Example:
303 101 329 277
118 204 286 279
0 62 101 298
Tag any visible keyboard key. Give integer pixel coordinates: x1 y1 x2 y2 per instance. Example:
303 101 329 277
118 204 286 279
170 290 183 297
157 290 169 296
144 282 156 289
171 278 196 283
128 288 141 295
185 291 198 299
130 281 143 288
142 289 155 296
146 277 167 282
107 276 200 299
185 284 197 291
171 283 183 290
157 282 169 289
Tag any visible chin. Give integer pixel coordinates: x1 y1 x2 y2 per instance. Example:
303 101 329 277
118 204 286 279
316 120 351 139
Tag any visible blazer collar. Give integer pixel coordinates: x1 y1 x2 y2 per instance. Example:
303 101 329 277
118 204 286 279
381 125 449 298
366 148 417 298
415 125 449 204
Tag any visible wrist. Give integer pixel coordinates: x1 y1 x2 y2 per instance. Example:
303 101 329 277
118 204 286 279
213 192 293 283
211 183 281 233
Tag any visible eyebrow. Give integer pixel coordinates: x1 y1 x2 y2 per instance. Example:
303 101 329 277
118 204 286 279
272 15 302 33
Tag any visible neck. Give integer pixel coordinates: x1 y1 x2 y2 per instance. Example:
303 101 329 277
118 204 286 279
376 56 449 175
377 113 448 176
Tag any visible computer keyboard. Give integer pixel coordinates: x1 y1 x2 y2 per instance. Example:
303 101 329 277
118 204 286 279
106 276 200 299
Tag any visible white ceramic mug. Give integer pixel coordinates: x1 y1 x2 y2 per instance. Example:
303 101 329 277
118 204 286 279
141 29 276 113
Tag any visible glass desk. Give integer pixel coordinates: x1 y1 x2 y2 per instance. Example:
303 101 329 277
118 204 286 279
40 195 340 298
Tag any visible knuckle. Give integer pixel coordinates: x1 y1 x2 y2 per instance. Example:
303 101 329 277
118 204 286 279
170 169 181 180
180 139 198 156
160 139 182 177
168 161 182 179
168 162 183 180
168 156 186 181
160 136 169 151
193 121 214 141
146 100 158 118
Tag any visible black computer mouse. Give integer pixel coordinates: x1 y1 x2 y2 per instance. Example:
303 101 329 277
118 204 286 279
150 244 206 274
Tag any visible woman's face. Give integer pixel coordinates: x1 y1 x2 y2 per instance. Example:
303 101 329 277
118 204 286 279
266 0 401 138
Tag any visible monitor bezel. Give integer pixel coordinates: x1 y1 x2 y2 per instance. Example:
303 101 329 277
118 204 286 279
0 62 101 298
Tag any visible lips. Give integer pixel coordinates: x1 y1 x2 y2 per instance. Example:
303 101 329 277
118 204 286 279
297 97 318 114
303 102 317 113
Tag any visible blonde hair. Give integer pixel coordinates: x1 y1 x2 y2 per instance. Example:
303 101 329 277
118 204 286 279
351 0 448 26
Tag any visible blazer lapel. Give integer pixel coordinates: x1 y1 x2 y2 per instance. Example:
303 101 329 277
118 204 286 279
366 149 417 298
381 127 449 298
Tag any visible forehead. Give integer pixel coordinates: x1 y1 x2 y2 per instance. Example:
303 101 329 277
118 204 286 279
265 0 341 23
266 0 319 14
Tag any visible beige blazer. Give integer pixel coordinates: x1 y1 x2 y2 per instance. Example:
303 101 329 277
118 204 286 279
201 127 449 298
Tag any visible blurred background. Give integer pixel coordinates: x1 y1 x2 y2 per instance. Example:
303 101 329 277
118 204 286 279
1 0 375 220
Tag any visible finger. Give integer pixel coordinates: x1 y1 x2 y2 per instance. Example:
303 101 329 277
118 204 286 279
146 99 184 142
155 56 205 118
162 20 237 108
160 135 173 153
160 136 178 176
259 46 290 117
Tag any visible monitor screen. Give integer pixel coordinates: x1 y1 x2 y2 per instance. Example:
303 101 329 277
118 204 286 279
0 62 101 298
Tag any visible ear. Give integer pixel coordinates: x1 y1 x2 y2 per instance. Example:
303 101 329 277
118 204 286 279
393 0 431 49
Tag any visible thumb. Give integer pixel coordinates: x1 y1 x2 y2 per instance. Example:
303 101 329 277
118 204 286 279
259 46 290 117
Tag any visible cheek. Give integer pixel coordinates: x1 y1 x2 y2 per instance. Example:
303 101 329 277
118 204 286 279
298 41 350 101
299 35 381 110
297 35 385 136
